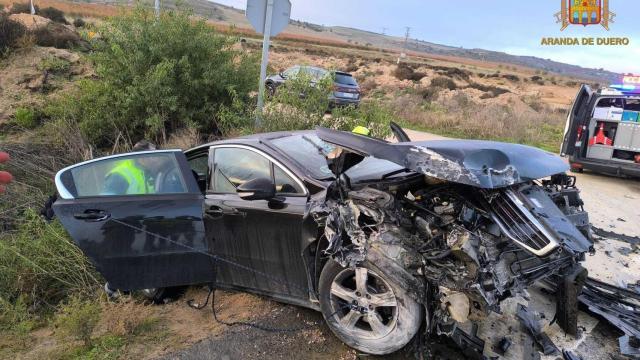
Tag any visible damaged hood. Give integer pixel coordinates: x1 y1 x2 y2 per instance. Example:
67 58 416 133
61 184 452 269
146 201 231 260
317 128 569 189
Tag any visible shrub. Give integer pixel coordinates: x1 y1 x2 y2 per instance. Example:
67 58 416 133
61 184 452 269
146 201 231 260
51 7 259 149
501 74 520 82
393 63 426 81
466 82 510 98
430 76 457 90
39 6 68 24
32 23 83 49
0 12 26 53
0 209 101 310
54 295 100 346
73 18 85 28
420 86 440 102
14 107 38 128
9 2 38 14
38 55 70 74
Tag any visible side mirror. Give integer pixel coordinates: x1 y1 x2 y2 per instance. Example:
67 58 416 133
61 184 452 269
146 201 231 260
279 72 286 78
237 178 275 201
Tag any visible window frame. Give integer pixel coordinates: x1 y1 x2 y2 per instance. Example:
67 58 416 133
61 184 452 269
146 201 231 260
55 149 197 200
208 144 308 197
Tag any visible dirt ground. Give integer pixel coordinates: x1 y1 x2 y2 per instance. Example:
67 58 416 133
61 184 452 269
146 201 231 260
150 130 639 360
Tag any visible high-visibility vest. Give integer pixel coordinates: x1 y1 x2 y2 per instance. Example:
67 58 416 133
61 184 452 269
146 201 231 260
106 160 150 194
352 126 370 136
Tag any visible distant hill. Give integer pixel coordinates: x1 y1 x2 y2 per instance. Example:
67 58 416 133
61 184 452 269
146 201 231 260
93 0 618 82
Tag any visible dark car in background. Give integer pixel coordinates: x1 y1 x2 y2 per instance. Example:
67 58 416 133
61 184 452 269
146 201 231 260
265 65 361 107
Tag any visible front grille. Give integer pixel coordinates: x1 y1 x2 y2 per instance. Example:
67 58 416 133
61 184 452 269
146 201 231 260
487 189 558 256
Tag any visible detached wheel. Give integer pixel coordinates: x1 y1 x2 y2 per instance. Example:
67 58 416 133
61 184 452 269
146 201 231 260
318 259 422 355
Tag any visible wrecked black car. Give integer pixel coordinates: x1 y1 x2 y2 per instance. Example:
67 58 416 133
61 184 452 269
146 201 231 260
52 127 593 355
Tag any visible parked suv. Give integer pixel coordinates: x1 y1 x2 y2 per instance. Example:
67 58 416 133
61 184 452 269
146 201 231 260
561 84 640 177
265 65 361 107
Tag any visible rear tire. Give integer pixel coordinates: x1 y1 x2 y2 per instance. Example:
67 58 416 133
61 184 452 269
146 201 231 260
266 83 276 97
318 259 422 355
141 287 186 304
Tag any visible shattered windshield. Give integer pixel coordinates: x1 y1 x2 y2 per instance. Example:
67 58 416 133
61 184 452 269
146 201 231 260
269 134 405 181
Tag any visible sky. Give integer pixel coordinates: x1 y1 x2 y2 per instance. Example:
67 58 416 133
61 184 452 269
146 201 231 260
213 0 640 74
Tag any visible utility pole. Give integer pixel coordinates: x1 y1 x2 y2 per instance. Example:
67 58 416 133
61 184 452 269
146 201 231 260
403 27 411 53
154 0 160 18
30 0 35 14
379 27 387 53
398 26 410 64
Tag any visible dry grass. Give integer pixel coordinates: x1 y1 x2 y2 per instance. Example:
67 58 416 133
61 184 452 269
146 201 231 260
390 91 565 152
100 297 155 338
163 127 202 150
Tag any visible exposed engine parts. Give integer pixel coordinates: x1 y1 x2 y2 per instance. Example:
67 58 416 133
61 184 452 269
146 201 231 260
313 171 594 357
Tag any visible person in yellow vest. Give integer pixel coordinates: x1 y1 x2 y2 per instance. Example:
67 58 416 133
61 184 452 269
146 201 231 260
103 140 158 195
352 126 370 136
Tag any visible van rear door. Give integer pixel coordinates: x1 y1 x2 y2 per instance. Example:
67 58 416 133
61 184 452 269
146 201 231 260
561 85 594 157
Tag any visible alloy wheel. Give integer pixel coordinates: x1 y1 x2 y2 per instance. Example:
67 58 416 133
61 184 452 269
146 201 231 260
329 267 398 339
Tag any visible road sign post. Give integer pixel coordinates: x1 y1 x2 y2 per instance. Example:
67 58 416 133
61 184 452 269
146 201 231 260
256 0 274 119
246 0 291 126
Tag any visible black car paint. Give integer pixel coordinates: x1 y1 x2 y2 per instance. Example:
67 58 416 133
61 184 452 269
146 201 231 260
53 151 214 291
316 127 569 189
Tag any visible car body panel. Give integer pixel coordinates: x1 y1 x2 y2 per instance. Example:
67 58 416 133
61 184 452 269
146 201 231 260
316 127 569 189
53 150 213 290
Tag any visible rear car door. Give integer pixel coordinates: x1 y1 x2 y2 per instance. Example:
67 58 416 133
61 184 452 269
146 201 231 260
53 150 213 291
561 85 594 157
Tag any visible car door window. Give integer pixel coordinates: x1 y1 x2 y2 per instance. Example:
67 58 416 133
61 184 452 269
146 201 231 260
58 152 188 198
274 165 303 194
283 66 299 78
188 154 209 192
213 147 271 193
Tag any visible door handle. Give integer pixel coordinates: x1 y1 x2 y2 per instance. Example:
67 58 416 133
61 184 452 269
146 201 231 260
205 206 224 218
205 206 245 218
73 209 110 222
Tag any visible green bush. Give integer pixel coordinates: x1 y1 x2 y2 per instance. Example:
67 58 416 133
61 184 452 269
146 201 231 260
51 7 259 149
14 107 38 128
0 12 27 54
38 55 71 74
54 295 100 346
39 6 68 24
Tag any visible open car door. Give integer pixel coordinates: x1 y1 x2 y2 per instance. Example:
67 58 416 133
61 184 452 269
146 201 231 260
561 84 594 157
53 150 213 290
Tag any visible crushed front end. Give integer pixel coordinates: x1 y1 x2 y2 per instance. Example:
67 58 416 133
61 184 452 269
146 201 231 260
312 128 594 357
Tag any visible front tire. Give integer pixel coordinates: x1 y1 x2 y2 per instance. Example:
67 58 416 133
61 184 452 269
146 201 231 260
318 259 422 355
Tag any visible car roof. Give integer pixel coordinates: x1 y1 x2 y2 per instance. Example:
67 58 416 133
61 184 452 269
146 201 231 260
185 130 315 153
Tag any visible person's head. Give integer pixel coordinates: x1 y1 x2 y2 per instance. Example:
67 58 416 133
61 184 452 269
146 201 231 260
132 140 156 152
132 140 161 172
